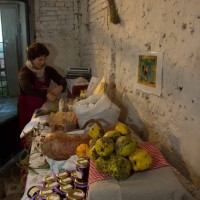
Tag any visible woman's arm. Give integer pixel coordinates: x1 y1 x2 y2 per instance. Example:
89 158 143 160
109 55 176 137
45 66 67 92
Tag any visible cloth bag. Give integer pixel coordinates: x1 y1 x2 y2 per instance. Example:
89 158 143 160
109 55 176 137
73 94 121 128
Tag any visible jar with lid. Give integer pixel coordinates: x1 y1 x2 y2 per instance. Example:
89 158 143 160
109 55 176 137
66 188 85 200
47 193 61 200
56 170 70 179
59 183 73 196
27 186 40 198
38 188 54 199
59 176 72 186
76 158 89 182
46 181 59 189
74 178 88 194
44 175 56 184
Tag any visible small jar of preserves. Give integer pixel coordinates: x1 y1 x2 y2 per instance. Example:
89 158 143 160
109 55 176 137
60 184 73 193
46 181 59 189
38 188 54 199
74 178 88 194
76 158 89 182
47 193 61 200
44 175 56 184
56 170 69 179
59 176 72 185
66 189 85 200
27 186 40 198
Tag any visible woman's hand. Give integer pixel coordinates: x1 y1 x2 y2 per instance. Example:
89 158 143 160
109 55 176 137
47 92 57 102
51 85 63 95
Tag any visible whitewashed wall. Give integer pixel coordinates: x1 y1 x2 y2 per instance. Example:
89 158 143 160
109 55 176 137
34 0 200 190
79 0 200 190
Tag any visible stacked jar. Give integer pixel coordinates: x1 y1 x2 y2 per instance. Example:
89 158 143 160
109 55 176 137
56 170 73 198
74 158 89 195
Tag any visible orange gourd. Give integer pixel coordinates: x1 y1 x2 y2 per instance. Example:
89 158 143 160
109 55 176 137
76 143 90 158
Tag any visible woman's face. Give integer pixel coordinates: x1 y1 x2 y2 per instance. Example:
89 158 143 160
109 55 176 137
32 55 47 69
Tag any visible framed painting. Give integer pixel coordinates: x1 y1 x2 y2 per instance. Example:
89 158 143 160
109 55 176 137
136 51 163 96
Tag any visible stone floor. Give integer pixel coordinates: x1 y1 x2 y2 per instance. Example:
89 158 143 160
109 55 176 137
0 151 24 200
0 97 24 199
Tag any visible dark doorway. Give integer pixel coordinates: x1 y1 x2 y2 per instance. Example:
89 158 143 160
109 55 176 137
0 1 29 97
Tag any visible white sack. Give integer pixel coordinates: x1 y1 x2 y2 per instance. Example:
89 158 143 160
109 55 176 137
73 94 120 127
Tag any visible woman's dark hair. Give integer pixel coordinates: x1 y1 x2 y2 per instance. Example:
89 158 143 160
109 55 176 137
27 43 49 60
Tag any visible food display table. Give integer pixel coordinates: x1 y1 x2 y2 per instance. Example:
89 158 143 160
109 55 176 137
87 142 194 200
20 114 194 200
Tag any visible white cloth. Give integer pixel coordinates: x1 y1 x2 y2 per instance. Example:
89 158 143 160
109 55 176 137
45 155 79 173
20 115 49 138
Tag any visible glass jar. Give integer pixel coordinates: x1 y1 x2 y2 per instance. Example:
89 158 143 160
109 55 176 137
46 181 59 189
56 170 70 179
66 189 85 200
60 184 73 193
44 175 56 184
38 188 54 199
47 193 61 200
74 178 88 194
59 176 72 185
76 158 89 182
27 186 40 198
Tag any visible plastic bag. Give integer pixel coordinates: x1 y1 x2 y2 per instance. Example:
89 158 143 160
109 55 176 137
73 94 121 127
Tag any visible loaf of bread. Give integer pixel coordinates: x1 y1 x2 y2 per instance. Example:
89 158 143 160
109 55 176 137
41 132 90 160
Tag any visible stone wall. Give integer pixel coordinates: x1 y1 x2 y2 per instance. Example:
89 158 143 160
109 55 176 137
34 0 200 190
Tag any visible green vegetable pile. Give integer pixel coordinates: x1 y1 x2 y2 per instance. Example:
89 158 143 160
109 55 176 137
88 122 153 181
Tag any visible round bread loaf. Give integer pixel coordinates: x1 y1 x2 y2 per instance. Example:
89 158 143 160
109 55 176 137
41 133 90 160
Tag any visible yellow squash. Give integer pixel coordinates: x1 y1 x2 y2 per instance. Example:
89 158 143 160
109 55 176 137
76 143 90 159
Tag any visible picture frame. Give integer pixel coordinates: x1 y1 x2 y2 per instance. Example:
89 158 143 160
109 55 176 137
135 51 163 96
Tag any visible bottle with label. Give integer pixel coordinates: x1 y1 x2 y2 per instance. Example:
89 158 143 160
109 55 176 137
59 98 65 112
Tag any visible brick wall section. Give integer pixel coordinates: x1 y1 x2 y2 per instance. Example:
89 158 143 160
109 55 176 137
34 0 79 73
36 1 74 33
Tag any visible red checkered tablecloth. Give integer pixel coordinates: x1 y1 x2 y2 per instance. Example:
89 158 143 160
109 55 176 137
88 141 168 185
